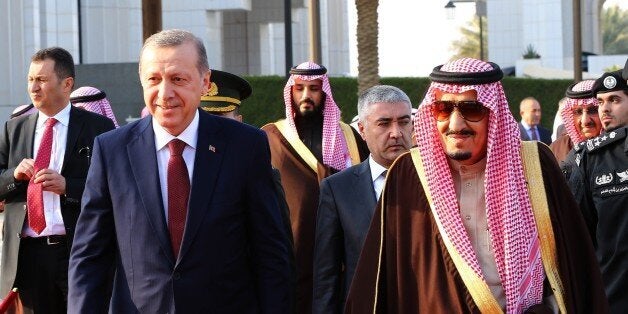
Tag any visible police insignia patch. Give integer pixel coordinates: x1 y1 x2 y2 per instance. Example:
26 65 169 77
595 173 613 186
603 76 617 89
618 170 628 183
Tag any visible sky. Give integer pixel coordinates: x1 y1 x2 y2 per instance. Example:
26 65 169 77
347 0 628 77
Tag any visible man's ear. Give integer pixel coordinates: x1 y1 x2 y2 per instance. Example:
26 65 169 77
202 70 211 93
358 121 367 141
63 77 74 93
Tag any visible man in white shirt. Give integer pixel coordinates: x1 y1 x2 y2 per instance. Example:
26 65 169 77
312 85 413 314
68 29 292 313
0 47 115 313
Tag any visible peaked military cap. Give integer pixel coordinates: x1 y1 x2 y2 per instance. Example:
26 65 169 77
201 70 252 113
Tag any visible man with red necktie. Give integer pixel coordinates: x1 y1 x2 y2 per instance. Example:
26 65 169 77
0 47 114 313
68 30 293 313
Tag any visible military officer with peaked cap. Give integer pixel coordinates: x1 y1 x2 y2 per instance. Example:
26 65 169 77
199 69 252 122
569 69 628 314
200 70 296 310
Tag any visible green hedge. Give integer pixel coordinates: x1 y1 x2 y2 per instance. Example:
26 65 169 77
241 76 574 130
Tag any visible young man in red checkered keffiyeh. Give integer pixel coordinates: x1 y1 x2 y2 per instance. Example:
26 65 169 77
345 58 607 314
262 61 369 314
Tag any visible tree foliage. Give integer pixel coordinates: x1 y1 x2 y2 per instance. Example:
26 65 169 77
602 5 628 54
451 16 487 60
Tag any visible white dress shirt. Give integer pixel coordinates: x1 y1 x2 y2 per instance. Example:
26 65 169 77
22 104 71 237
153 111 198 221
368 155 388 201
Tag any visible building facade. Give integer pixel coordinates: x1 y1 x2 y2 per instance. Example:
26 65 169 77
488 0 604 72
0 0 350 122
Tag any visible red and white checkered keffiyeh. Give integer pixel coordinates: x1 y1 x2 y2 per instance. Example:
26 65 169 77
71 86 119 127
560 80 598 145
283 61 350 170
415 58 544 313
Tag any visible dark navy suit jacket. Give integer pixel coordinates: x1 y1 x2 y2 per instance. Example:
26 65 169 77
68 110 293 313
312 159 377 314
519 122 552 145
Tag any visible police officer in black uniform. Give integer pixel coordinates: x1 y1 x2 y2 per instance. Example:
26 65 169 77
569 68 628 313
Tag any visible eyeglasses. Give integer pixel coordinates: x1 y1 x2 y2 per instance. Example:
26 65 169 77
571 106 598 117
432 100 488 122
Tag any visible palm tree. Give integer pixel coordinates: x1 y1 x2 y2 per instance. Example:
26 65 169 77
602 5 628 55
355 0 379 93
450 16 487 61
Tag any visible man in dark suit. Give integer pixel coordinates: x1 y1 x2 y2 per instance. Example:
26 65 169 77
68 29 292 313
312 85 414 313
519 96 552 145
199 69 294 247
0 47 115 313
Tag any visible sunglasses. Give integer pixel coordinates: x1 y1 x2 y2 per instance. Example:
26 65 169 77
571 106 598 117
432 100 488 122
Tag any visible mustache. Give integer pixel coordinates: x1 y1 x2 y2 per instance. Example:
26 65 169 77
155 103 180 109
299 99 315 106
582 120 597 127
445 129 476 136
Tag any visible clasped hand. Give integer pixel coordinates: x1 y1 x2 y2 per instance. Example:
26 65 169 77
14 158 66 195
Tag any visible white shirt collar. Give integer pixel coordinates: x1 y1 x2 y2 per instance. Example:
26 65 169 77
520 120 535 131
152 110 199 151
37 103 71 128
368 155 388 182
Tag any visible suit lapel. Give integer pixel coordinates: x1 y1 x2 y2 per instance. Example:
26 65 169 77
519 123 530 141
61 107 84 173
353 160 377 218
178 111 225 261
24 113 38 158
127 118 175 265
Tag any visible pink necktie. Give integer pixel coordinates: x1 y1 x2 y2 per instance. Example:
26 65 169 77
167 139 190 258
26 117 58 234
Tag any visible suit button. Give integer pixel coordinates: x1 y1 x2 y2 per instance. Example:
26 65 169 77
173 272 181 280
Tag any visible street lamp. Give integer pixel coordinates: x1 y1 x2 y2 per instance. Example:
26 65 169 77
445 0 486 61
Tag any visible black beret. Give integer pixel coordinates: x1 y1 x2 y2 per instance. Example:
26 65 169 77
592 70 628 95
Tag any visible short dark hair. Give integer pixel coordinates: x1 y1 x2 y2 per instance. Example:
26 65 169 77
31 47 75 80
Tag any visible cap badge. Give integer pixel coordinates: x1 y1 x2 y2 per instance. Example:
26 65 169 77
603 76 617 89
207 82 219 96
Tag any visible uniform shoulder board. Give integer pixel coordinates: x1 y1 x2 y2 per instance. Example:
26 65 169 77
586 127 627 153
574 140 587 152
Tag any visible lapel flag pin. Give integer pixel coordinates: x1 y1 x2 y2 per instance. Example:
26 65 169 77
209 145 216 152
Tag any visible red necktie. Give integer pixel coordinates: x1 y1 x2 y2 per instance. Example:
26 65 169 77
26 117 58 234
167 139 190 258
